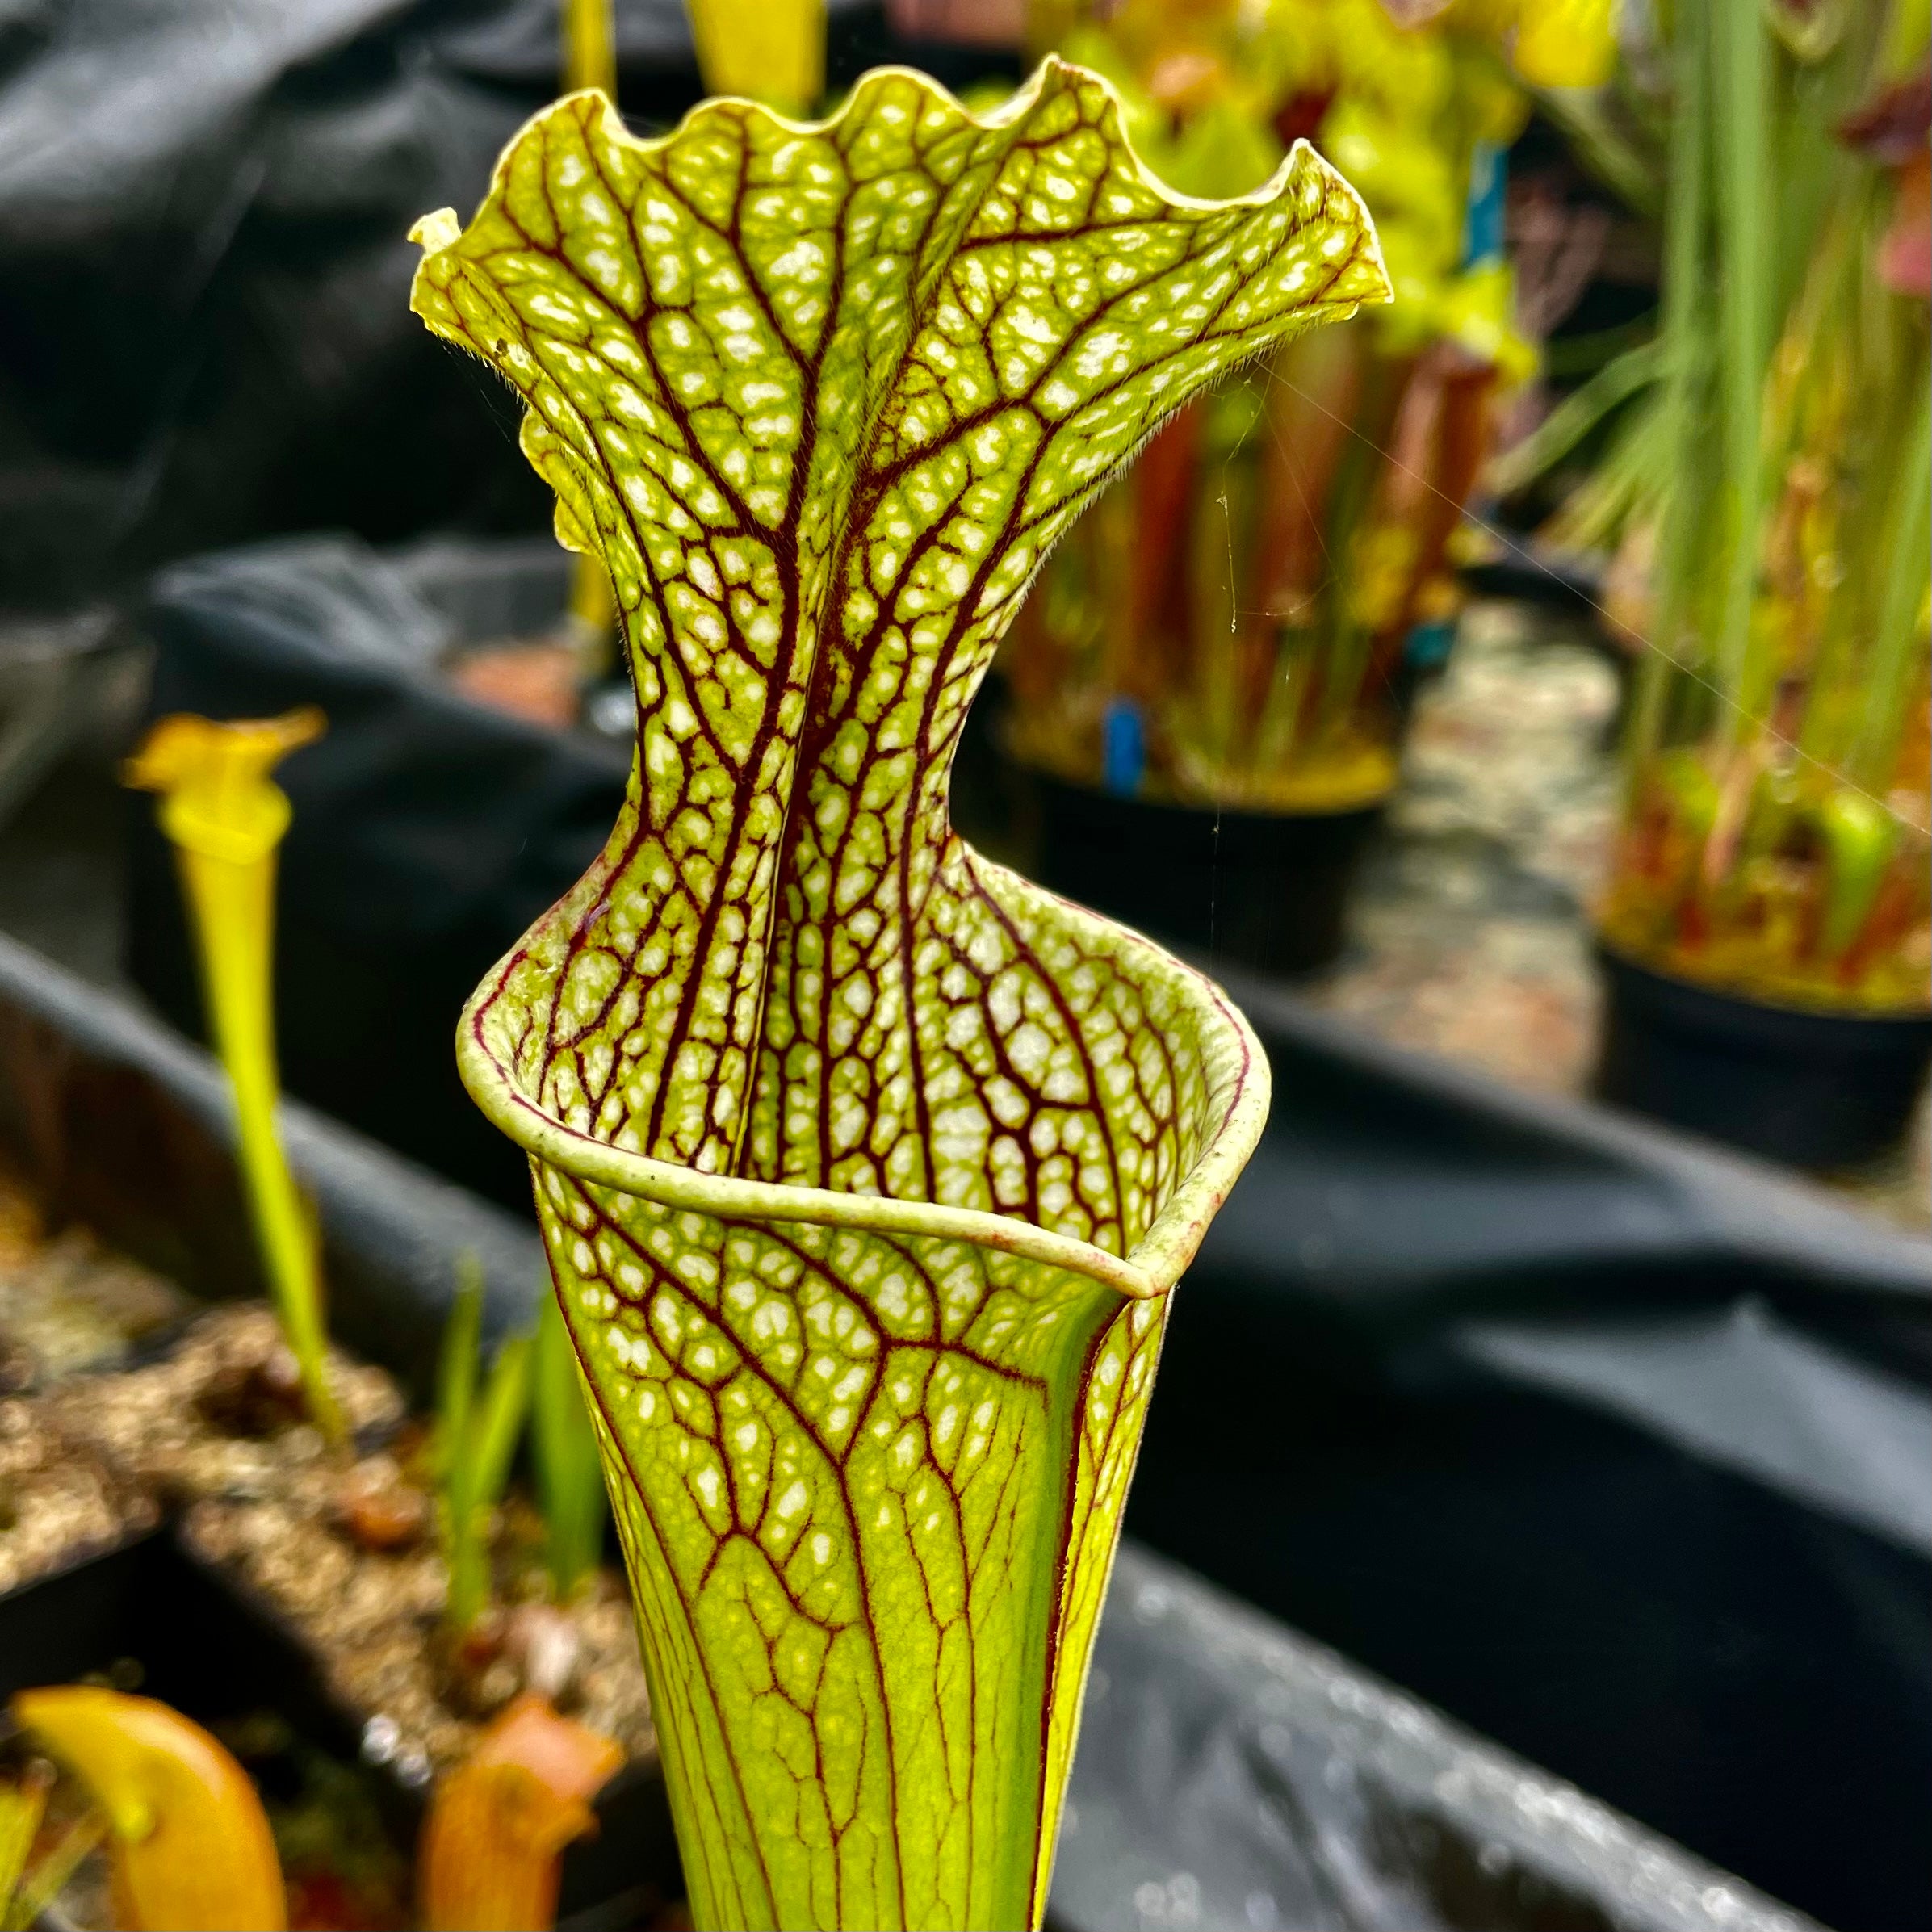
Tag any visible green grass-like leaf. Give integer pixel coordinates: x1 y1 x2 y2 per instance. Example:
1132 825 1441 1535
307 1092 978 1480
413 59 1385 1930
534 1288 610 1600
438 1257 534 1637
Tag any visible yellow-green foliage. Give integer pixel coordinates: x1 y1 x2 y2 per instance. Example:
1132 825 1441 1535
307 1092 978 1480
413 59 1384 1927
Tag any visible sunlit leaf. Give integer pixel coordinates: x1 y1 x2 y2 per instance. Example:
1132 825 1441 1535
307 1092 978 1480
413 57 1383 1930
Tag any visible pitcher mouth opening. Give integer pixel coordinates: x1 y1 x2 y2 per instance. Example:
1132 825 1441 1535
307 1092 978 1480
457 874 1270 1305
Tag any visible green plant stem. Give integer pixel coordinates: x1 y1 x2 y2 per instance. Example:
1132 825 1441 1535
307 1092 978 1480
1854 354 1932 790
561 0 614 94
1543 382 1671 554
181 847 342 1444
1630 0 1716 782
534 1289 609 1601
438 1255 483 1486
0 1775 44 1932
4 1811 106 1932
1486 338 1661 501
472 1339 534 1512
1540 317 1659 383
438 1258 534 1637
1711 0 1772 730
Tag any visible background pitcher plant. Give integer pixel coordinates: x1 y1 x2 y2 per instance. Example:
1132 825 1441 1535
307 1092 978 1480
410 58 1385 1930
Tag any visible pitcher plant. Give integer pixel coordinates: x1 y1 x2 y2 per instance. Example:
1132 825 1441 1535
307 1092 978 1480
1538 0 1932 1011
1004 0 1567 813
411 58 1385 1928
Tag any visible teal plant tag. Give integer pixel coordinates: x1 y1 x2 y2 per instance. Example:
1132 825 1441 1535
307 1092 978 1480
413 58 1385 1930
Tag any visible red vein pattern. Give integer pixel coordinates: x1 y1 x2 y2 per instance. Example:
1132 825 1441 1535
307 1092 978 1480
413 57 1384 1931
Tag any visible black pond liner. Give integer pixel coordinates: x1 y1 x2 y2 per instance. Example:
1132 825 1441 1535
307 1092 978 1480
0 943 1817 1932
1594 941 1932 1171
1060 1543 1820 1932
1025 772 1386 978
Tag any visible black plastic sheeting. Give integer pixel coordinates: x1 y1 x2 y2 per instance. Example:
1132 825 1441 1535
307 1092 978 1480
0 0 1006 614
0 934 1821 1932
1060 1543 1817 1932
3 0 549 611
126 535 1932 1931
1130 973 1932 1932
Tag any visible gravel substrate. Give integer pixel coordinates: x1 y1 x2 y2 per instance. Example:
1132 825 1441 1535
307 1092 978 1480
0 1187 656 1787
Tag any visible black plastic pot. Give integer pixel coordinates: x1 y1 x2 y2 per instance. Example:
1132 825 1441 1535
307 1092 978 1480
1029 773 1385 976
0 1531 678 1932
1594 942 1932 1170
1456 532 1608 617
0 923 681 1922
1059 1544 1820 1932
